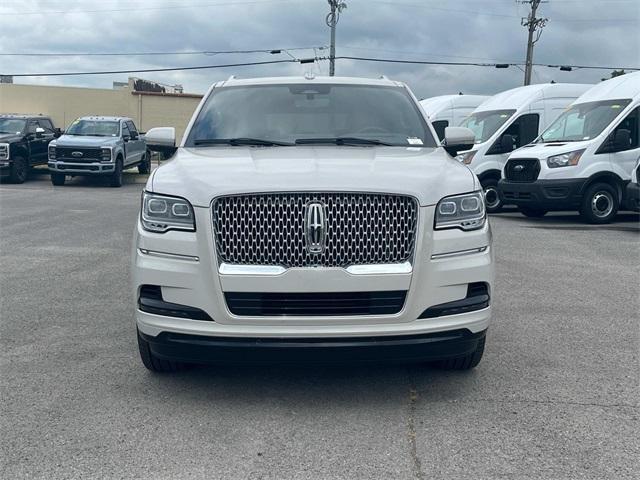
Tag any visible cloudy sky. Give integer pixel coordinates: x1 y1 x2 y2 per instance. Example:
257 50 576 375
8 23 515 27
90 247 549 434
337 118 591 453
0 0 638 99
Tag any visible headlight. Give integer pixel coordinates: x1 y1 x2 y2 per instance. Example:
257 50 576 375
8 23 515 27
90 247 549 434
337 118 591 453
547 149 585 168
141 191 195 233
455 150 476 164
0 143 10 160
435 191 486 231
48 146 56 160
101 147 112 162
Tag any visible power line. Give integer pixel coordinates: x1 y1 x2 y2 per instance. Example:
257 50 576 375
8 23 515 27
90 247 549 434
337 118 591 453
3 56 637 77
0 46 327 57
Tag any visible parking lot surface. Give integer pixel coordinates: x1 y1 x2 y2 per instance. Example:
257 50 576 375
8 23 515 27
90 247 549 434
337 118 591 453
1 171 639 479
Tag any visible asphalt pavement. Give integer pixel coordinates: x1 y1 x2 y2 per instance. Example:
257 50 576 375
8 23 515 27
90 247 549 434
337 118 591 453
1 169 638 479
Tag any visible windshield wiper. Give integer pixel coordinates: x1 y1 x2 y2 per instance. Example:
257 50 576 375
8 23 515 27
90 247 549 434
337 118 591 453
295 137 394 146
194 137 293 146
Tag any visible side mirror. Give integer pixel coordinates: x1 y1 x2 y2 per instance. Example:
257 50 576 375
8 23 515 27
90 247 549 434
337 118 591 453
500 134 515 153
442 126 475 156
123 134 131 142
613 129 631 151
54 128 63 138
35 127 45 138
145 127 177 156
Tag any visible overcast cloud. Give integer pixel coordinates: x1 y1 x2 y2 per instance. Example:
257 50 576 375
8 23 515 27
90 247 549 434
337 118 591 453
0 0 638 99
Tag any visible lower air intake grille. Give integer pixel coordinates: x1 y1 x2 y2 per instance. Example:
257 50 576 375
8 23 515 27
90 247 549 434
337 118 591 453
225 291 407 316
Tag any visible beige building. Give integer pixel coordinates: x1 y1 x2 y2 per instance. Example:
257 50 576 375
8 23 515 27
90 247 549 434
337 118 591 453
0 78 203 141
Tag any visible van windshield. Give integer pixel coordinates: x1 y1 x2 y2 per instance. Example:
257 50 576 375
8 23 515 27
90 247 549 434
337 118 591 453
459 109 515 144
185 84 436 147
66 120 120 137
538 99 632 143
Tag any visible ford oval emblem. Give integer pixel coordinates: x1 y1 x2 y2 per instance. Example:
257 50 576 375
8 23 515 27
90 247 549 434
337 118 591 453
513 164 525 172
71 151 83 157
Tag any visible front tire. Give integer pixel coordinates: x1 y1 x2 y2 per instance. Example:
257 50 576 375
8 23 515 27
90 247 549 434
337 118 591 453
434 335 485 370
481 178 502 213
137 330 186 373
580 182 618 224
138 152 151 174
9 156 28 184
519 206 548 218
50 173 66 186
109 158 123 187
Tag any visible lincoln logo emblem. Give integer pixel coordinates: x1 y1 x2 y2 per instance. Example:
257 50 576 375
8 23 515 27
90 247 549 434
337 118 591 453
305 202 326 254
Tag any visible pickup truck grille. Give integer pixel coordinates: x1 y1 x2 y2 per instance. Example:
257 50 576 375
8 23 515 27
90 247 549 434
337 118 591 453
504 158 540 182
56 147 103 161
212 193 418 268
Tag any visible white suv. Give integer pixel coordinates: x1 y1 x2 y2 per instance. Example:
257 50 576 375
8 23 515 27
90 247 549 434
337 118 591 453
132 76 494 372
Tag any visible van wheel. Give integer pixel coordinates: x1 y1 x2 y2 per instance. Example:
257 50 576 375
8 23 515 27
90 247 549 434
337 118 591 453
9 156 28 183
138 152 151 174
109 158 123 187
51 173 66 186
519 206 548 218
137 330 186 373
482 178 502 213
580 182 618 224
434 335 485 370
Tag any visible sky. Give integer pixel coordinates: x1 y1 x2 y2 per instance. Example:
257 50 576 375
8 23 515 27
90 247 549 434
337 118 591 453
0 0 638 99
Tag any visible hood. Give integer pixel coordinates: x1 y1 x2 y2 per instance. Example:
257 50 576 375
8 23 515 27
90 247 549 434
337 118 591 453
509 140 593 160
54 135 119 147
150 146 476 207
0 133 22 143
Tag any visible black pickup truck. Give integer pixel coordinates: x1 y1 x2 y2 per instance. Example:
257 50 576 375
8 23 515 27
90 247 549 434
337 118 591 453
0 114 61 183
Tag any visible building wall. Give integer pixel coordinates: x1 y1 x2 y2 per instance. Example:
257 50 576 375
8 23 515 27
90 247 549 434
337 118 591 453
0 83 203 142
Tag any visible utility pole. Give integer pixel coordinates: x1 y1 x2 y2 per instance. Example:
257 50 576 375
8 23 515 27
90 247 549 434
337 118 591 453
520 0 548 85
326 0 347 76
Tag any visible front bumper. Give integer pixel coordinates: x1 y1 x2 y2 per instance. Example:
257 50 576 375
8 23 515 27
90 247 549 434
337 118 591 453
0 161 11 177
133 204 493 356
48 161 115 175
625 182 640 211
498 178 587 210
140 328 487 365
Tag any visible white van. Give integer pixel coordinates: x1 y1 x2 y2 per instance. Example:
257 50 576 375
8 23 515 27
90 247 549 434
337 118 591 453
499 72 640 223
420 94 489 140
457 83 592 212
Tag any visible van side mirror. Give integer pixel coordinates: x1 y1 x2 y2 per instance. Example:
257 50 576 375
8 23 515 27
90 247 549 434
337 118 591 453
442 126 475 156
35 127 45 139
500 134 515 153
145 127 177 156
613 129 631 151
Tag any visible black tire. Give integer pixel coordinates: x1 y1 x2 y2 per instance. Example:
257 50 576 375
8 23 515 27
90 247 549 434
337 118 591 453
109 158 123 187
9 155 28 184
481 178 502 213
519 206 548 218
137 330 186 373
50 173 66 186
138 152 151 174
434 335 485 370
580 182 619 224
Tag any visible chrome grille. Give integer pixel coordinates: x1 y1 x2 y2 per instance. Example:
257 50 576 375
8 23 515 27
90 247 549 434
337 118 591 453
56 147 103 161
212 193 418 268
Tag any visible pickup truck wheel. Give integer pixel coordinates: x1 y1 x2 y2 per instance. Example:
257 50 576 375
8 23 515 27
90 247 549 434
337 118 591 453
580 182 618 224
137 330 187 373
433 335 485 370
138 152 151 174
50 173 66 186
519 206 548 218
9 156 28 184
109 158 123 187
481 178 502 213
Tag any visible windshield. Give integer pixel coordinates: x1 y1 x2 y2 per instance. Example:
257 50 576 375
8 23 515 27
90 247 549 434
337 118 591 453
0 118 26 134
66 120 120 137
538 99 632 143
185 84 436 147
459 109 516 144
